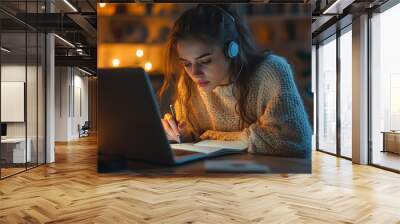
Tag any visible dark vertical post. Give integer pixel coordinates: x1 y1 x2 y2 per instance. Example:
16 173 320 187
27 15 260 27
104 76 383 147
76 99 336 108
337 28 341 157
25 0 28 170
316 44 319 151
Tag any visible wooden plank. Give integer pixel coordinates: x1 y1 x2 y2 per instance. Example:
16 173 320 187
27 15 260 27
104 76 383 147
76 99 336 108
0 135 400 223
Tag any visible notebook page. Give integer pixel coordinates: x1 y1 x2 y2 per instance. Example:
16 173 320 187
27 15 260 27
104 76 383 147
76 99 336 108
170 143 221 154
194 140 247 151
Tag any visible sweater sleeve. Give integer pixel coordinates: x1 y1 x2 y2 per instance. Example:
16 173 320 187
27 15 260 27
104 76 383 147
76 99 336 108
246 56 311 158
200 56 311 158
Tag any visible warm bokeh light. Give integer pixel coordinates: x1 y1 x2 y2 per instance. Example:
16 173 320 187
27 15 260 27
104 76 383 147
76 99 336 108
144 62 152 71
112 58 120 67
99 3 106 8
136 49 144 58
98 44 162 70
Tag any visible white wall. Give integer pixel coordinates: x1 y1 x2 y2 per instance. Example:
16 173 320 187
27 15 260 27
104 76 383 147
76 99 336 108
1 65 26 140
55 67 70 141
1 65 36 137
55 67 89 141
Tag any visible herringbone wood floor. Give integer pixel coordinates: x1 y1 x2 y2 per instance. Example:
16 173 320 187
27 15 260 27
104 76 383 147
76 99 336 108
1 135 400 224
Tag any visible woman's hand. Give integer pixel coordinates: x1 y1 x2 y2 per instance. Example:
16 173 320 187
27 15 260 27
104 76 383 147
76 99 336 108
161 113 189 143
200 130 248 141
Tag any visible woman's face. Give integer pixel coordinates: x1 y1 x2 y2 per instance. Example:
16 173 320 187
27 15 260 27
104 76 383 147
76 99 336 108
176 38 231 92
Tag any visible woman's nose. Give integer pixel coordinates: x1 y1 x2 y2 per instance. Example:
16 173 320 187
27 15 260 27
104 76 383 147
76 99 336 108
191 63 203 77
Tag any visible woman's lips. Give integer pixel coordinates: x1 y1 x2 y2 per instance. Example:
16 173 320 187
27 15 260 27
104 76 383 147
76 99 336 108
198 80 210 87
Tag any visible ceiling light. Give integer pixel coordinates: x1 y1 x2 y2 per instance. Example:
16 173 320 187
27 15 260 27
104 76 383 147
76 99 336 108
54 34 75 48
1 47 11 53
144 62 152 71
63 0 78 12
322 0 341 14
78 67 93 76
136 49 144 58
99 3 106 8
322 0 354 15
112 58 120 67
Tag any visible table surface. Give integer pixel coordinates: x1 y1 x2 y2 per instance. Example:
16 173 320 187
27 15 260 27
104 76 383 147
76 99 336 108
100 152 311 175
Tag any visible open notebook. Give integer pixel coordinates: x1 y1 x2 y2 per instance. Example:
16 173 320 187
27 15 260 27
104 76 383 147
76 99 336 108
170 140 248 155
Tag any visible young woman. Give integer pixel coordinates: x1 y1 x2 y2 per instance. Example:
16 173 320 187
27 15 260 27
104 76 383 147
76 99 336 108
160 4 311 158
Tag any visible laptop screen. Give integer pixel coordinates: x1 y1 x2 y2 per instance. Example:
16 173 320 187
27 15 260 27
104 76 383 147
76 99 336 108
98 68 176 167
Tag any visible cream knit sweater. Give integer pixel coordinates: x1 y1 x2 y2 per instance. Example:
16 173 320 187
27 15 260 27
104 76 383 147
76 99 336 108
175 54 311 158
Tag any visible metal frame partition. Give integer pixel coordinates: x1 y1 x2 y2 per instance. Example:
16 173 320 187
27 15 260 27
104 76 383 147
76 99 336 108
0 0 47 180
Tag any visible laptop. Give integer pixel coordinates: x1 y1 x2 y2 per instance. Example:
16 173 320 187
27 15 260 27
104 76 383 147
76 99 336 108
98 68 245 166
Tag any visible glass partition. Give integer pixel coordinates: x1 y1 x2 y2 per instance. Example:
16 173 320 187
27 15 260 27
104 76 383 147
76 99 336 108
317 35 337 154
0 1 46 179
38 32 45 165
1 30 28 177
27 30 38 169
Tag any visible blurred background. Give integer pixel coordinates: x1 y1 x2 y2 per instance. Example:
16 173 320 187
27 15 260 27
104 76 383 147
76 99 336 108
97 3 312 123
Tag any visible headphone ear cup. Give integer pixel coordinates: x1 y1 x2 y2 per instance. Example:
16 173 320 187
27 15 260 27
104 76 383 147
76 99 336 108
225 41 239 58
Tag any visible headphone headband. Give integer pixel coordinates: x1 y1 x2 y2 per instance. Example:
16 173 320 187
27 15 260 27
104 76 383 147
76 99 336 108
197 4 239 59
208 5 235 23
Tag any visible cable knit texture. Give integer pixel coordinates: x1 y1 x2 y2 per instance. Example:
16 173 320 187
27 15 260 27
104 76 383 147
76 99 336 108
175 54 311 158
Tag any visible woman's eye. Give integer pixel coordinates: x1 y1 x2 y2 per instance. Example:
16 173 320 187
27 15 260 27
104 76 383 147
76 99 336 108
182 63 191 68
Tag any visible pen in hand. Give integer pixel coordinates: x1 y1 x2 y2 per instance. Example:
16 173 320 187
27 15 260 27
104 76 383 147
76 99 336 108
169 104 182 144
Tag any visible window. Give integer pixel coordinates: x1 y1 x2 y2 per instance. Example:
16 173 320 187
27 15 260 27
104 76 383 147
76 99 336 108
317 35 337 154
339 27 352 158
370 2 400 171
